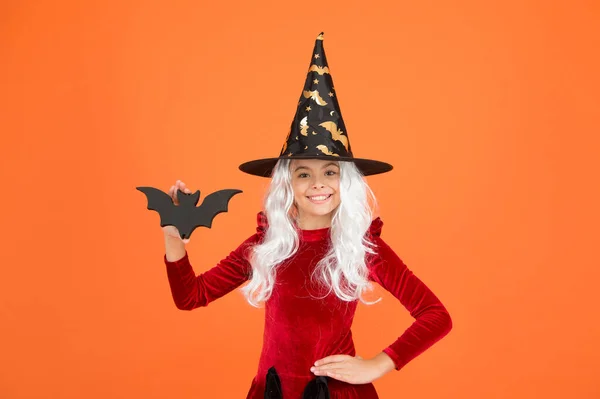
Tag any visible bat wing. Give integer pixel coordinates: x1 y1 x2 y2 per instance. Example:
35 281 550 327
302 375 330 399
265 367 283 398
192 189 243 229
136 186 177 227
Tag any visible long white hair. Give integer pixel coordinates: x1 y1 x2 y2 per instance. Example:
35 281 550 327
241 158 381 308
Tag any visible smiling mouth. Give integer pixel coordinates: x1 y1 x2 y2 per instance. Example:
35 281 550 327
307 194 332 203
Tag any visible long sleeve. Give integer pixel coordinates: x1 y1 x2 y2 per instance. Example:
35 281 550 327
163 234 258 310
367 221 453 371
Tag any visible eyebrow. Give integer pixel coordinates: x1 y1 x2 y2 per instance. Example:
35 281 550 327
294 162 339 172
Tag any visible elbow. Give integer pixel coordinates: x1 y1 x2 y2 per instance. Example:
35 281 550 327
440 309 453 336
169 285 208 310
173 296 207 311
415 302 453 336
175 302 195 311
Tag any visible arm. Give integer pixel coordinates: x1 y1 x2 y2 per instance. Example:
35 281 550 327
369 236 453 371
163 234 257 310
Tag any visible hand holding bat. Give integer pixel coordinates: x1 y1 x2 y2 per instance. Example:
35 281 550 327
163 180 192 243
136 180 242 242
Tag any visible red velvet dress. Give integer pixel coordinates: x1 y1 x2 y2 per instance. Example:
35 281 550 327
164 212 452 398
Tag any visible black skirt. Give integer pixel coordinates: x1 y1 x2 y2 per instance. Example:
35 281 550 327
264 366 330 399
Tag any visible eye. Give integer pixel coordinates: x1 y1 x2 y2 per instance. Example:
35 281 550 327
325 170 337 176
298 173 309 178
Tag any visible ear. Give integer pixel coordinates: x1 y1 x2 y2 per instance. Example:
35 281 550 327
290 203 299 219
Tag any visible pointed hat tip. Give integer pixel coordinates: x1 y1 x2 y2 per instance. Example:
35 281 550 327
317 32 324 40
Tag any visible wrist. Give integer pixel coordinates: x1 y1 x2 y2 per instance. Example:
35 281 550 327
371 352 396 376
164 232 180 240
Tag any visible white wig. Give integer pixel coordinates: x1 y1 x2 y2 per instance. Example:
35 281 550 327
241 158 381 307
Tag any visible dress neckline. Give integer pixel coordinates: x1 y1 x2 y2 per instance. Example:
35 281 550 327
298 225 330 242
255 211 384 242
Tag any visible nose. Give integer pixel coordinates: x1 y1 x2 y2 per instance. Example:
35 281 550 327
310 173 326 189
312 180 325 189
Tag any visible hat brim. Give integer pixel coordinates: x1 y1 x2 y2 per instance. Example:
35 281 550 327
239 155 393 177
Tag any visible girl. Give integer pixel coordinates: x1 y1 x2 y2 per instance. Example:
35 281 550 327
161 33 452 398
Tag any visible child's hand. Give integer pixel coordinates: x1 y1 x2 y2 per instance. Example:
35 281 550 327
310 353 395 384
163 180 192 244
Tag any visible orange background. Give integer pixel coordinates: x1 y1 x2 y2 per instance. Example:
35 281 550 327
1 1 599 398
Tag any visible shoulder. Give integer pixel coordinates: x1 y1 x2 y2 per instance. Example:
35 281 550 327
367 216 384 239
365 218 409 280
227 211 267 257
242 211 269 246
256 211 268 236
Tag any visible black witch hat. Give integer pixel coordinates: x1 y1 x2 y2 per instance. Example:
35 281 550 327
238 32 393 178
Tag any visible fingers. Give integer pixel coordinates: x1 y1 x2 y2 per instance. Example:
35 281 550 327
312 364 362 385
323 371 348 382
169 180 193 205
311 354 375 385
312 365 343 374
311 355 352 374
314 355 349 367
311 364 351 383
176 180 192 194
168 185 177 205
166 180 193 243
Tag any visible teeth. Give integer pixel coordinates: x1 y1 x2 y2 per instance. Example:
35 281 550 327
309 195 329 201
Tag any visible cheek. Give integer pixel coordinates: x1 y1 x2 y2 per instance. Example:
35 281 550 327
333 193 341 206
330 178 340 192
292 182 307 199
332 182 341 204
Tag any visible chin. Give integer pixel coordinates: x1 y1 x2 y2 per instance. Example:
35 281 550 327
301 203 339 218
308 209 335 217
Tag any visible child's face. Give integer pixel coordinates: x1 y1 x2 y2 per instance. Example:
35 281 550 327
290 159 341 225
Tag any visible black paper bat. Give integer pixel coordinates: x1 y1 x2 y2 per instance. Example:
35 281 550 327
302 376 330 399
264 367 282 399
263 366 330 399
136 186 242 240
